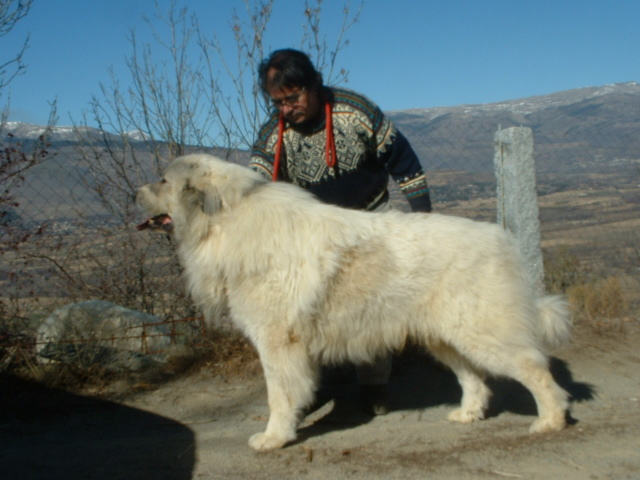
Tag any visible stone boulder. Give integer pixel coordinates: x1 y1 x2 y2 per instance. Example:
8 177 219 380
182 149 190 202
37 300 171 371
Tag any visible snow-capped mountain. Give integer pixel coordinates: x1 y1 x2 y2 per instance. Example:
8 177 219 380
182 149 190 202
4 81 640 175
6 81 639 145
2 82 638 227
1 122 145 144
390 81 640 118
386 81 640 173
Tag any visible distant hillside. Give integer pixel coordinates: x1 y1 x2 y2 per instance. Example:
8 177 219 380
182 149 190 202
5 80 639 174
387 81 640 174
3 81 639 224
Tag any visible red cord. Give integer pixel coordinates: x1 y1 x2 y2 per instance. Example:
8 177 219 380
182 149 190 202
271 100 336 182
325 100 336 169
272 112 285 181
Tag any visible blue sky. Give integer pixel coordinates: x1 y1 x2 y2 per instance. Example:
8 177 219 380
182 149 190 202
4 0 639 127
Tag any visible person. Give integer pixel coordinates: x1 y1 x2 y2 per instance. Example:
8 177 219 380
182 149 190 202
249 48 432 415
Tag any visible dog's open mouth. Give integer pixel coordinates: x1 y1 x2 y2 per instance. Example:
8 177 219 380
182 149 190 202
137 214 173 232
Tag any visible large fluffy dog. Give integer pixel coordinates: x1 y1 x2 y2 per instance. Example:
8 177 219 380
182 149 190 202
136 154 572 451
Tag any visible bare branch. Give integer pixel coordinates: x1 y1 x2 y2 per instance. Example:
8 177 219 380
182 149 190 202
1 100 57 210
0 0 33 90
63 0 361 322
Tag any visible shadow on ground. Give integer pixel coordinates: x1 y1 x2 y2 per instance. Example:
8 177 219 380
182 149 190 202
296 348 595 443
0 374 195 480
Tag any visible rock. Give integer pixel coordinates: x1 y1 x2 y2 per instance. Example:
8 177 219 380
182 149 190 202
36 300 171 371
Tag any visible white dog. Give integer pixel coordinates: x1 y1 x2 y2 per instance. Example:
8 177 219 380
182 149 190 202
136 154 572 451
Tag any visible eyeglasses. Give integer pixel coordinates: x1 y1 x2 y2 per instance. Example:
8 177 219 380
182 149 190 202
270 88 305 109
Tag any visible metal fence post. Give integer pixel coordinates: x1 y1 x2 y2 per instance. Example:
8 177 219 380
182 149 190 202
494 126 545 297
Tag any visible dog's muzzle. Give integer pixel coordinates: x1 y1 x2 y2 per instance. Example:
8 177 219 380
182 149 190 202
137 214 173 232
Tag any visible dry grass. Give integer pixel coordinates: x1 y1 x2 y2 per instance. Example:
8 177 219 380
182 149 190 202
567 277 629 331
544 246 634 331
162 327 260 378
0 310 260 399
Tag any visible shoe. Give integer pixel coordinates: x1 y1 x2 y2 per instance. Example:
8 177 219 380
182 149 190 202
360 384 390 415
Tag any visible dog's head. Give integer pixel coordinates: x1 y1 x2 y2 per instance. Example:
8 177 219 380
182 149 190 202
136 154 265 237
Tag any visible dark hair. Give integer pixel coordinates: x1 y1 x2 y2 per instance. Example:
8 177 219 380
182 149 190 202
258 49 323 96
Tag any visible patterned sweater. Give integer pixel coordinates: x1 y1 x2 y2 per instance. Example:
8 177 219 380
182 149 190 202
250 87 431 212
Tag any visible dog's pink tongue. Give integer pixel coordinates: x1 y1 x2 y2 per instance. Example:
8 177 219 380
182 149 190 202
137 214 173 231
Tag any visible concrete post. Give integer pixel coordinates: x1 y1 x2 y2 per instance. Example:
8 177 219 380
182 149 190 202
494 127 545 297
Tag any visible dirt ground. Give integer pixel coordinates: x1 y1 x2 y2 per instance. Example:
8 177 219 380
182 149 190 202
2 320 640 480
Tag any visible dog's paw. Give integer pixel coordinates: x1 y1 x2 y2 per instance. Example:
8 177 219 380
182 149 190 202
248 432 290 451
447 407 484 424
529 414 566 433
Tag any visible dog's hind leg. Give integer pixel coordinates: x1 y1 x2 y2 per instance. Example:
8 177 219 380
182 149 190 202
248 338 319 451
464 342 569 433
430 344 492 424
509 353 569 433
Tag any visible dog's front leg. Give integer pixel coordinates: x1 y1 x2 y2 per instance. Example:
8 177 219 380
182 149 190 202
249 339 318 451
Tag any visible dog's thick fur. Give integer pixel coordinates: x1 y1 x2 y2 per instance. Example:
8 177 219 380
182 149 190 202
136 154 572 451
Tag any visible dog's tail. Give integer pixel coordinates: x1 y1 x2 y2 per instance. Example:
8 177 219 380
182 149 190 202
536 295 572 350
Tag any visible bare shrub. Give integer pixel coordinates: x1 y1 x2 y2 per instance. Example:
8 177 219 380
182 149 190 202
66 0 361 325
0 2 361 387
545 247 632 330
0 313 37 374
567 277 629 330
544 246 591 294
163 328 260 379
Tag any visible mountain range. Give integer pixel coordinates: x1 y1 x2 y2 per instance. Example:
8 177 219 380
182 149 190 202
387 81 640 174
2 81 639 224
2 122 148 144
5 80 640 173
4 82 640 169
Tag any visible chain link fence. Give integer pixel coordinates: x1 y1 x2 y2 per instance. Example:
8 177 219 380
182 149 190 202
1 119 639 355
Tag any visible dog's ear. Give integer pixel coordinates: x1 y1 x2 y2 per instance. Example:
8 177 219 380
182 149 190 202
199 170 263 212
201 185 222 215
181 156 265 215
179 184 223 216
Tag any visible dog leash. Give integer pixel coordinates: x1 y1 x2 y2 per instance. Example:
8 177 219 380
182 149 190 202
272 100 337 181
